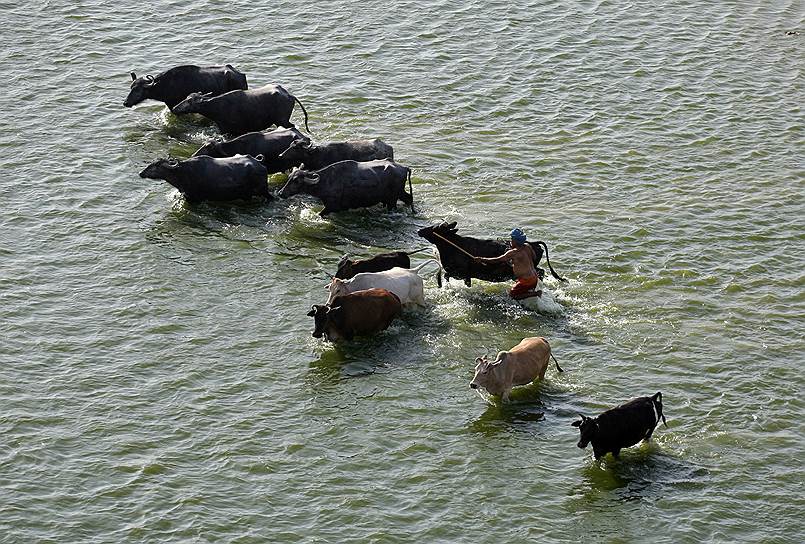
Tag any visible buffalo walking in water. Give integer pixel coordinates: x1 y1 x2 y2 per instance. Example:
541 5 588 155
278 159 413 216
173 84 311 136
139 154 269 203
278 138 393 170
193 127 310 173
123 64 247 111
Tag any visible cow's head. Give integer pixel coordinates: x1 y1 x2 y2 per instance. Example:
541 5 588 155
278 165 318 198
278 138 314 163
173 92 213 114
325 278 349 305
124 72 155 107
193 140 223 158
307 304 331 338
469 351 506 392
571 414 598 449
334 255 353 279
307 304 345 341
417 221 458 243
139 157 180 180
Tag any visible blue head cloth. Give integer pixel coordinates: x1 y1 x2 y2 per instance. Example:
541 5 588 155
510 228 527 244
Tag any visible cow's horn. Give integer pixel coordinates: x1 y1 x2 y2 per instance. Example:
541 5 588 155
146 74 154 82
130 72 137 81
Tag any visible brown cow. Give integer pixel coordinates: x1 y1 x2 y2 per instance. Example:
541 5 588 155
307 288 401 342
469 337 564 402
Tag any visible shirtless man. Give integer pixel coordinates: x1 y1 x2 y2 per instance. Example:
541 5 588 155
474 228 542 300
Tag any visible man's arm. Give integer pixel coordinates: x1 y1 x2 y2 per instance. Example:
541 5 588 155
475 248 516 264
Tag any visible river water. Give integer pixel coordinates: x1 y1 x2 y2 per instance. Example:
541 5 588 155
2 1 803 542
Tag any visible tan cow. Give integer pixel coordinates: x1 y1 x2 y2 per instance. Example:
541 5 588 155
469 337 564 402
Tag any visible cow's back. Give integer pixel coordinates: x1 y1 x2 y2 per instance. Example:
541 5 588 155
160 65 246 109
181 155 267 201
336 252 410 279
506 337 551 384
332 288 401 335
347 267 420 303
596 397 657 450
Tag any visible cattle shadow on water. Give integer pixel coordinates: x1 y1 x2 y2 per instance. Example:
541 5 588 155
467 381 573 437
570 448 709 504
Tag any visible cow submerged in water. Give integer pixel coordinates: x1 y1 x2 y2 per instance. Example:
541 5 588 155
572 392 668 460
418 222 566 286
278 159 414 216
307 288 401 342
193 127 310 173
173 84 311 136
123 64 247 111
278 138 394 170
470 337 563 403
139 154 269 203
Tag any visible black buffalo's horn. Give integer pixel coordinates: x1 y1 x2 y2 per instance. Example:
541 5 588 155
130 72 137 81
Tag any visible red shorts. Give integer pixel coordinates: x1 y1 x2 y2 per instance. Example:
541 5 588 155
509 275 538 298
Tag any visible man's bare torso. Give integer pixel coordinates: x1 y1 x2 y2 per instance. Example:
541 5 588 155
508 243 537 278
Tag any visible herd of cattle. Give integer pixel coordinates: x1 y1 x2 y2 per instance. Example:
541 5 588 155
124 64 668 462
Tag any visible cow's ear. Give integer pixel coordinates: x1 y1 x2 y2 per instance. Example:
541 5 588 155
571 420 582 427
652 392 662 403
303 173 320 185
447 221 457 230
306 306 317 317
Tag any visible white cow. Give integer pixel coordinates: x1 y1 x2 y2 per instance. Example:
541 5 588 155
326 260 441 306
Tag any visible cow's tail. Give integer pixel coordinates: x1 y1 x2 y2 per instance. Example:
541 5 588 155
535 241 567 282
293 95 311 134
551 353 564 373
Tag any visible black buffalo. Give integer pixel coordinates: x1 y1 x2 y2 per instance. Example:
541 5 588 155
572 392 668 460
417 222 566 286
192 127 310 173
123 64 247 111
278 138 394 170
334 247 433 279
139 154 270 203
278 159 413 216
173 84 311 136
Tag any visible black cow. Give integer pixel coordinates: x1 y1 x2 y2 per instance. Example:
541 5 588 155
278 159 413 216
172 84 311 136
307 288 402 342
278 138 394 170
334 247 434 279
192 127 310 173
139 154 270 203
417 222 566 286
572 392 668 460
123 64 247 111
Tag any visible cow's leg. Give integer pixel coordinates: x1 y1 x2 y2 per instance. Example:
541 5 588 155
501 389 511 403
319 207 333 217
645 427 655 441
464 278 472 287
612 449 621 458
